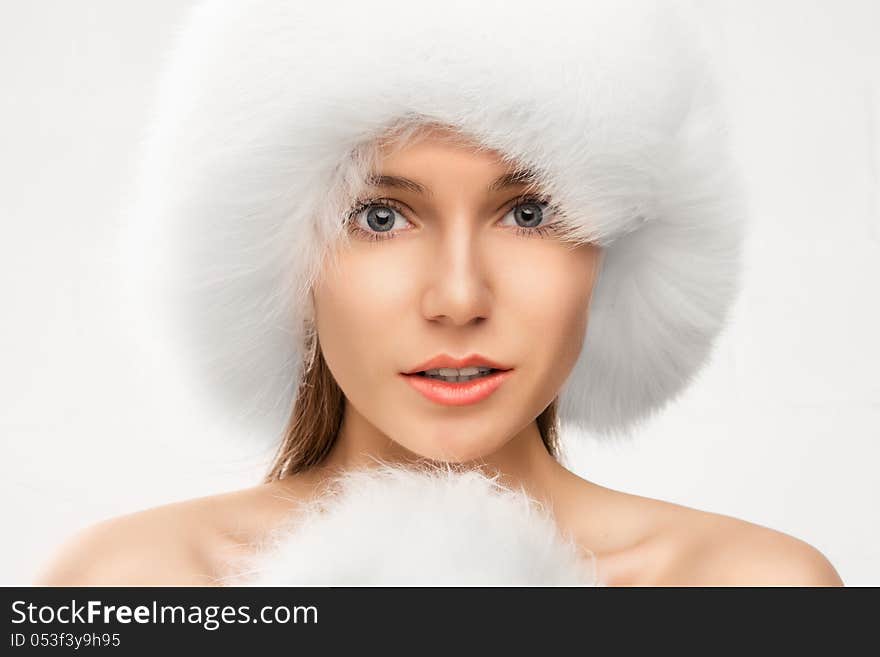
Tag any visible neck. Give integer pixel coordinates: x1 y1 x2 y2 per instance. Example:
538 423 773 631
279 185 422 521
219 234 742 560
313 399 580 515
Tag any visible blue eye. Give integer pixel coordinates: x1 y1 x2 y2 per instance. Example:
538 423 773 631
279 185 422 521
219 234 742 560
346 199 413 242
499 196 559 238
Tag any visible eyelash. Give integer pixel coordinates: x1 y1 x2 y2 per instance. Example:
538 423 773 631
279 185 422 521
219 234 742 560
345 194 560 243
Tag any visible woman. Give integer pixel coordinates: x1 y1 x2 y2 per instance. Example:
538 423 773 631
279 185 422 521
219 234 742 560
36 0 842 586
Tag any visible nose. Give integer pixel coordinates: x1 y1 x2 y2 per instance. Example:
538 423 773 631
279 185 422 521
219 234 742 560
420 219 493 327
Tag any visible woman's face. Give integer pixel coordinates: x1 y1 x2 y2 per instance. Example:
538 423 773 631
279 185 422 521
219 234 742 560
313 127 602 463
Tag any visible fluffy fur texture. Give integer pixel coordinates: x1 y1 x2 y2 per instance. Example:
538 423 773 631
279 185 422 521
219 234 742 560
220 462 599 586
121 0 745 445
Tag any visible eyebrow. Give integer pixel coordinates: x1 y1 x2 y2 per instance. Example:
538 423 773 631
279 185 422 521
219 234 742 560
365 169 539 196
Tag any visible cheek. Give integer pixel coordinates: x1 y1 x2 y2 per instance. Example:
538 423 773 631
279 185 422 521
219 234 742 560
312 249 412 380
494 242 598 392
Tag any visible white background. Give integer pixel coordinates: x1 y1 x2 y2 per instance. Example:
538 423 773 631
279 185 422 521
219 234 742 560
1 1 878 585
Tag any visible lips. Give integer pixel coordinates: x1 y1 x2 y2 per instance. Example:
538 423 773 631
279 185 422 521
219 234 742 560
402 353 512 375
399 353 514 406
400 369 514 406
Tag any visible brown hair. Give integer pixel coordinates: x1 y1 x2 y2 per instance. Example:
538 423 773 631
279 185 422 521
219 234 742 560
264 332 561 482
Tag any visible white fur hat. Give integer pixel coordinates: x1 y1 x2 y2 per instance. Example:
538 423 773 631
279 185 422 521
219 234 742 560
122 0 745 445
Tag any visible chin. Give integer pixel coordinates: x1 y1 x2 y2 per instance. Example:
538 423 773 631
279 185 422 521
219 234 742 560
403 435 508 466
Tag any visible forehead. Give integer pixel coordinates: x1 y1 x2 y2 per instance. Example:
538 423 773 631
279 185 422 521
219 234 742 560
371 125 539 193
379 127 501 168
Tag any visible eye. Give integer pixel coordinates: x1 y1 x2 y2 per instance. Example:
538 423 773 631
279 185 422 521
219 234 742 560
346 199 413 242
498 196 558 238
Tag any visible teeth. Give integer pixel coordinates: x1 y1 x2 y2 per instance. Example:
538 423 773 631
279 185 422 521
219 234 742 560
417 366 497 383
425 366 493 376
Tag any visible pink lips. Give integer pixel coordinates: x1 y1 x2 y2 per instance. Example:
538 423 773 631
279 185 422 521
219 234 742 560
400 369 514 406
402 353 512 374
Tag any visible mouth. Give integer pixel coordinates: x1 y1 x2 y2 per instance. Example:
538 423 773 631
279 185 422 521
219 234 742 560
410 366 502 382
399 365 514 406
400 353 514 406
401 353 513 375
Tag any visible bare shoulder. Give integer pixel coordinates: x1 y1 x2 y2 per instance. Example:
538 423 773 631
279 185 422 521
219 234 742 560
34 477 313 587
577 481 843 587
33 496 234 586
656 505 844 587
